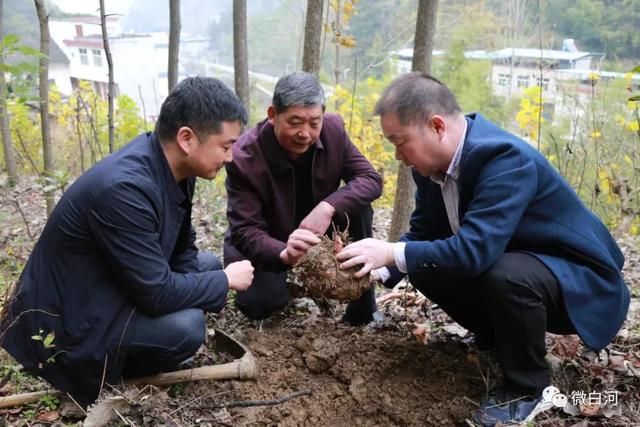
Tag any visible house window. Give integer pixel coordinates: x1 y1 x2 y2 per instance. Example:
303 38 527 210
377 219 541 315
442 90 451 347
517 75 529 88
536 77 550 90
498 73 511 86
79 48 88 65
92 49 102 67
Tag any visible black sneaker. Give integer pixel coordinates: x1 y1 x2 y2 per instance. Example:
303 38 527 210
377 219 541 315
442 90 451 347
473 390 552 426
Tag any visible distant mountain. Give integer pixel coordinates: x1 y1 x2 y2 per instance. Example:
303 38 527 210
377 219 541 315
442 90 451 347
3 0 64 65
122 0 231 34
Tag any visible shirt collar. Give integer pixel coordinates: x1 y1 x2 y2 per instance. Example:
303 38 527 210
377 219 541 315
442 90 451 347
430 120 467 185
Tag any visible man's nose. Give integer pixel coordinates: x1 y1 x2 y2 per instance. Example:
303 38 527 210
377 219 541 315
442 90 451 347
297 124 313 140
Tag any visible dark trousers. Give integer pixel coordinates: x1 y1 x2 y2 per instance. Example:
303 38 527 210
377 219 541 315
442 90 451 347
409 252 575 396
121 252 221 378
235 206 377 322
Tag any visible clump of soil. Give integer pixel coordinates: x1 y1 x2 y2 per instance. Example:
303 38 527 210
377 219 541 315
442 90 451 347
294 230 370 301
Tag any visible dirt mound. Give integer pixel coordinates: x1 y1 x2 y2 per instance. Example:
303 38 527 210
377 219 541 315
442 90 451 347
121 317 482 427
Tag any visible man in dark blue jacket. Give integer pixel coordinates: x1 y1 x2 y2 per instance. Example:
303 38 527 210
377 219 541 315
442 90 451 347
338 73 629 426
0 77 254 406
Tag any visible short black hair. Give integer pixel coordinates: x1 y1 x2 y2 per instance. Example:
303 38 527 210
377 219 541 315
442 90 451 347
155 76 247 142
374 72 461 125
272 72 325 114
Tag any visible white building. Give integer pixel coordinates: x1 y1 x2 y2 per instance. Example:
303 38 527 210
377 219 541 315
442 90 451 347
488 48 605 98
392 48 491 75
48 40 72 95
48 15 210 121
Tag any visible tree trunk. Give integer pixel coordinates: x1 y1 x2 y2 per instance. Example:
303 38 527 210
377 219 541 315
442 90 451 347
302 0 324 77
232 0 249 120
99 0 114 154
75 94 85 173
387 0 438 242
334 0 341 87
411 0 437 74
0 0 17 186
34 0 54 216
168 0 180 92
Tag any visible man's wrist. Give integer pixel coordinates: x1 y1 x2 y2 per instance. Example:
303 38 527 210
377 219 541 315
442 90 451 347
319 201 336 216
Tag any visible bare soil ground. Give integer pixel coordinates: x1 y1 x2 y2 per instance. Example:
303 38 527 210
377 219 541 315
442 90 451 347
0 180 639 426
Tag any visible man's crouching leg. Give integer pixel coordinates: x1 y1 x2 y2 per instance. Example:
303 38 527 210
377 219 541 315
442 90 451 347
235 269 289 320
121 308 206 378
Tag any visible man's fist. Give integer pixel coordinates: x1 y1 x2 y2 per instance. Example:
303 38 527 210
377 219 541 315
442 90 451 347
279 228 321 265
299 201 336 235
224 260 254 291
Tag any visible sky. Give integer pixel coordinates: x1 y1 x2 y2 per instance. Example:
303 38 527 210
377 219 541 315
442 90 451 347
51 0 133 15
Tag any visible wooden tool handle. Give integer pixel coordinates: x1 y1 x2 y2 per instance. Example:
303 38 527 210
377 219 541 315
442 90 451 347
0 355 258 409
126 354 258 386
0 390 58 409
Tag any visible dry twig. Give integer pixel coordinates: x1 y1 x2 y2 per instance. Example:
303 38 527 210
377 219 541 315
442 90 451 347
217 389 312 409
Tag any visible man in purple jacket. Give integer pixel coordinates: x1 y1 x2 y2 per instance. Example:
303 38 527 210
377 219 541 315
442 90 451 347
224 72 383 324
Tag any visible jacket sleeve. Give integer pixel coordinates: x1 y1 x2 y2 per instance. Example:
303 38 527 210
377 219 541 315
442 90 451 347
88 181 228 316
384 173 435 287
403 144 538 277
225 162 288 268
322 116 383 216
169 178 200 273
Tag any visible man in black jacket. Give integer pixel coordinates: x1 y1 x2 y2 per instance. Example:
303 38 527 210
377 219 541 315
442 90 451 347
0 77 254 406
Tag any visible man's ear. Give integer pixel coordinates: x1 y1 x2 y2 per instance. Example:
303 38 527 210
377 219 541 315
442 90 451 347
431 115 446 137
175 127 196 155
267 105 276 125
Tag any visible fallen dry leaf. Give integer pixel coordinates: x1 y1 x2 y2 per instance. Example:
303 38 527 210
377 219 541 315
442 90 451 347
552 335 582 358
609 355 626 368
412 323 429 345
0 407 22 415
562 403 581 416
602 404 623 418
84 396 131 427
588 364 615 384
36 410 59 422
0 383 13 395
579 402 600 416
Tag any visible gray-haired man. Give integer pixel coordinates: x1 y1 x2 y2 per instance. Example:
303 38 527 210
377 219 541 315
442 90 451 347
223 72 384 323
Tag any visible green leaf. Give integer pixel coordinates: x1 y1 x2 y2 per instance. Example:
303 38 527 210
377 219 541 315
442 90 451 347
631 66 640 73
1 34 21 46
629 95 640 102
43 331 55 348
0 64 23 74
31 335 43 341
42 185 57 194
